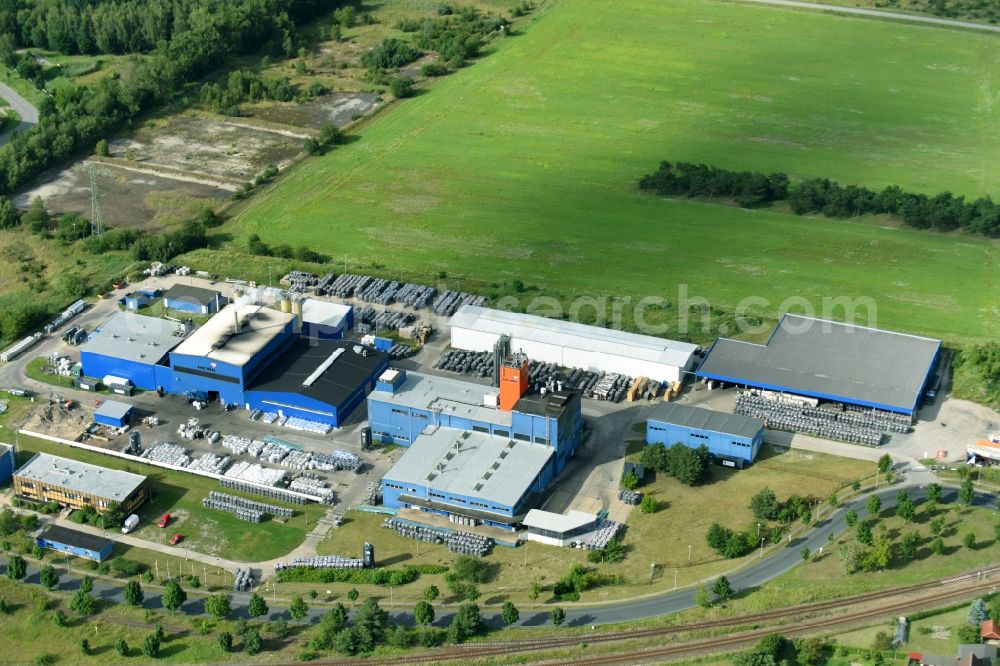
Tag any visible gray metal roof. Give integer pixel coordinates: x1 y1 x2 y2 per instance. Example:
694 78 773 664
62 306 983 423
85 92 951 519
523 509 597 533
80 312 187 364
163 284 221 307
15 452 147 501
696 315 940 412
450 305 697 369
171 304 294 367
301 299 351 327
649 402 763 440
94 400 133 421
369 371 511 427
384 427 553 508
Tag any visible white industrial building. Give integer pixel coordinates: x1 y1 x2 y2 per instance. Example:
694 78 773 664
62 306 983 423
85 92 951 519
449 305 697 383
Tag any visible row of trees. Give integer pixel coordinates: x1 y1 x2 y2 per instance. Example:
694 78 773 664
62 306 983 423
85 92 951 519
749 487 816 524
639 442 712 485
638 161 1000 237
0 0 341 195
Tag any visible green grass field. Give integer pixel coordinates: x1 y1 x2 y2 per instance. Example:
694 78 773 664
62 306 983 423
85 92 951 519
14 436 318 562
229 0 1000 345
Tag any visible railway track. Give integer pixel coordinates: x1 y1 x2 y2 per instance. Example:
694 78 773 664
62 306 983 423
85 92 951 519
301 564 1000 666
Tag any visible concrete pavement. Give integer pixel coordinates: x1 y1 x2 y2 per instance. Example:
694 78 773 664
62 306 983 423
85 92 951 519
0 80 38 147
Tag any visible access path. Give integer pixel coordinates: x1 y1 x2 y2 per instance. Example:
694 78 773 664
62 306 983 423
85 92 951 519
736 0 1000 32
0 81 39 146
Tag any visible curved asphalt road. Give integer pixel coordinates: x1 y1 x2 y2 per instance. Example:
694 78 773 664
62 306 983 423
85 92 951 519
0 81 39 147
1 483 993 630
737 0 1000 33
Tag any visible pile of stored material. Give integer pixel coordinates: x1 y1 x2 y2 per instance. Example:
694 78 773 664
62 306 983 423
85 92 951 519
188 452 230 474
363 481 380 506
734 393 888 446
584 520 621 550
1 333 43 363
44 299 86 334
274 555 365 572
382 518 494 556
355 307 414 332
224 461 286 486
618 490 641 505
289 474 335 503
233 568 255 592
140 442 191 467
435 349 493 377
202 491 293 523
312 450 363 473
320 273 438 309
281 271 320 290
219 478 308 504
433 290 486 317
591 373 630 402
283 416 331 435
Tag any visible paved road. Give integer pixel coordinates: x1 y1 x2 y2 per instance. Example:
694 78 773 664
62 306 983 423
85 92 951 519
0 81 39 147
737 0 1000 32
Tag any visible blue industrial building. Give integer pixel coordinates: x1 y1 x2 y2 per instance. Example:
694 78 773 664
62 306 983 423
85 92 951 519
696 314 941 416
163 284 225 315
123 288 162 310
36 525 113 562
93 400 133 428
372 366 584 528
301 299 353 340
79 312 187 390
168 304 298 404
382 428 556 529
0 444 14 486
647 402 764 466
245 339 388 427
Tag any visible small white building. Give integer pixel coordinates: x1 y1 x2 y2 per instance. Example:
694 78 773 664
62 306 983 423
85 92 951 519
449 305 697 383
522 509 601 547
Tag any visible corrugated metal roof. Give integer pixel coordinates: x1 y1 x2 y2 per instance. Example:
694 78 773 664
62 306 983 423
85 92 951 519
171 304 294 367
301 299 351 327
649 402 763 440
94 399 133 421
15 452 146 501
163 284 221 306
80 312 186 364
384 427 552 508
697 315 940 412
369 371 511 427
450 305 697 368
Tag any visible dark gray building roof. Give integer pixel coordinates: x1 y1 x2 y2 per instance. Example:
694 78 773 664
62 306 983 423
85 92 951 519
38 525 113 553
163 284 222 306
696 315 940 413
649 402 763 440
247 339 386 409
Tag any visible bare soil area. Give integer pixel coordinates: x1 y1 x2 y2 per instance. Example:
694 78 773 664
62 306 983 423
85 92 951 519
251 92 381 129
13 161 229 230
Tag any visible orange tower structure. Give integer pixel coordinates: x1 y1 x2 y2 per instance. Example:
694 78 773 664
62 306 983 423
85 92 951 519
499 355 529 412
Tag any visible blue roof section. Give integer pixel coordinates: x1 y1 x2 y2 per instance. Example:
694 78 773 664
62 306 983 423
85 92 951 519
696 315 940 414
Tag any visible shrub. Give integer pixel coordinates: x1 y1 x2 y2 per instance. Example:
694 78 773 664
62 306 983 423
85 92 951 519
390 77 415 98
421 62 449 77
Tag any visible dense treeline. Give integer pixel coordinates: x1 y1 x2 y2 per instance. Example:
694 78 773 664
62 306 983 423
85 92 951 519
954 342 1000 409
0 0 333 56
639 442 711 485
0 0 342 195
639 161 1000 236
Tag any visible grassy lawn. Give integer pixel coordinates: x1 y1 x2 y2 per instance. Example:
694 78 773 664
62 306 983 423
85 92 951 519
310 446 871 606
229 0 1000 346
831 604 969 657
14 435 319 562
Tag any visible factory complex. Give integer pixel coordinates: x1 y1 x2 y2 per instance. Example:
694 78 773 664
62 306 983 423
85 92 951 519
79 298 387 428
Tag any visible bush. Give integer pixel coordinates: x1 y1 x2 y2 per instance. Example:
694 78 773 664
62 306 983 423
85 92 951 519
640 495 658 514
390 77 415 98
276 564 442 585
362 38 421 71
421 62 449 77
111 558 145 576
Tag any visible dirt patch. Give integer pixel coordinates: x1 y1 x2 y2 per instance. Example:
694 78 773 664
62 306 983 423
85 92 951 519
252 92 381 129
21 400 91 441
110 115 304 183
13 161 229 230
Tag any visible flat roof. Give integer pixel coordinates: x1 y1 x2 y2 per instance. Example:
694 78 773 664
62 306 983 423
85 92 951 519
163 283 221 306
385 427 553 508
523 509 597 533
514 389 580 421
649 402 763 440
369 371 512 427
171 304 294 367
451 305 697 369
38 525 112 553
94 400 133 420
15 452 147 501
301 299 351 326
696 315 941 413
80 312 187 364
247 339 387 408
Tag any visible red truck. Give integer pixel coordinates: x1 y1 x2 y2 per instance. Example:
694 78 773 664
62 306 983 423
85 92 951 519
157 513 171 528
